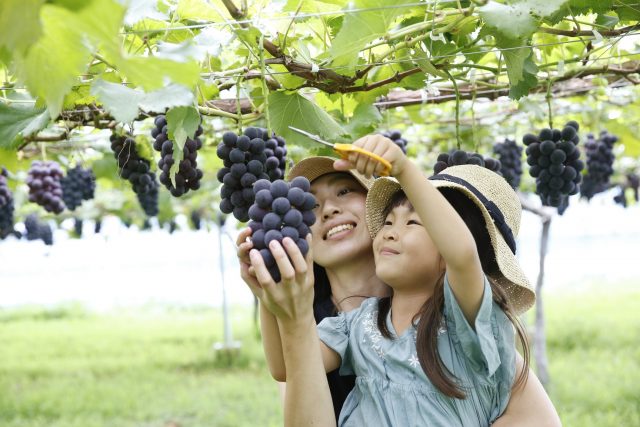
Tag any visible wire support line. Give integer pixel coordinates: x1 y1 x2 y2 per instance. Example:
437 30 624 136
197 31 640 79
3 46 639 95
122 1 466 34
121 2 640 34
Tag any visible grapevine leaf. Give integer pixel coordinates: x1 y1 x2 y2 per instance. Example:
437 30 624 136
91 80 144 123
480 0 567 40
616 0 640 21
18 4 92 119
343 103 383 139
123 0 167 26
595 13 619 28
115 56 201 91
509 56 539 99
176 0 231 21
166 106 199 187
166 106 200 149
267 91 347 147
0 103 50 150
568 0 613 15
0 0 45 56
138 85 195 113
329 0 414 68
156 41 206 62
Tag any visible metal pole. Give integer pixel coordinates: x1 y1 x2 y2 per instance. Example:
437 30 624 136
213 215 241 362
218 217 233 347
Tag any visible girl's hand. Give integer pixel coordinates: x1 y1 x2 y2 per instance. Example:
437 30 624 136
333 134 407 178
248 236 315 328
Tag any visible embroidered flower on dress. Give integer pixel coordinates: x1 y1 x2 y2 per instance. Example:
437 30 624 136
362 310 385 358
408 354 420 368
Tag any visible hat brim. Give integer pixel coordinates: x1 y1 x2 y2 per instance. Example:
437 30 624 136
286 156 374 190
366 174 535 315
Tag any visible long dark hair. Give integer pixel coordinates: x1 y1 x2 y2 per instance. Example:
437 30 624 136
376 189 530 399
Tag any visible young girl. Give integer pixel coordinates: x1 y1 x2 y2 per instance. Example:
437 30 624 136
247 138 537 426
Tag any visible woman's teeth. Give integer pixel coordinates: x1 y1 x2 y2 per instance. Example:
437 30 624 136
326 224 354 238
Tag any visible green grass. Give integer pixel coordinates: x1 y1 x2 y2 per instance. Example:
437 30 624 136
1 282 638 427
540 282 640 427
0 306 281 427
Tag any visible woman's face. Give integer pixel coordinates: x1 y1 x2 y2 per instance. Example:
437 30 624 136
309 173 372 269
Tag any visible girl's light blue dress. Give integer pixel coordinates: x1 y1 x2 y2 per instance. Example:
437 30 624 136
317 275 516 427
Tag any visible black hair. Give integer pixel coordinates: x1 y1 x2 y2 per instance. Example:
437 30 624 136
376 189 529 398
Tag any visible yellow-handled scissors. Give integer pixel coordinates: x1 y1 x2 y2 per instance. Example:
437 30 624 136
288 126 392 177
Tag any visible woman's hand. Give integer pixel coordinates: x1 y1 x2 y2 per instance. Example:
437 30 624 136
236 227 263 297
333 134 407 178
249 236 316 329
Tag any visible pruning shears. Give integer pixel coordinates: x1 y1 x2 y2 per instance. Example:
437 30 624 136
288 126 392 177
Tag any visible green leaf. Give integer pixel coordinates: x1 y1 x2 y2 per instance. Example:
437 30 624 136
0 0 45 55
166 106 200 148
479 0 567 40
115 56 201 91
138 84 195 113
166 106 200 185
17 4 92 119
91 80 144 123
0 103 50 149
123 0 167 26
329 0 414 68
268 91 347 148
500 39 538 100
155 40 205 62
568 0 613 15
176 0 230 21
509 56 538 99
90 80 194 123
615 0 640 21
343 103 382 139
595 13 619 28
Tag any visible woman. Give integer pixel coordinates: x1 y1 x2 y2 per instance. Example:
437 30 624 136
236 153 560 426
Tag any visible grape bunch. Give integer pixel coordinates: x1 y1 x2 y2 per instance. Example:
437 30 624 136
0 167 15 239
24 214 53 246
247 177 316 282
523 121 583 208
216 127 288 222
190 211 202 230
627 173 639 202
73 218 83 237
493 139 523 190
151 115 204 197
380 130 409 154
580 131 617 200
613 186 627 208
137 181 159 217
433 150 502 175
61 165 96 211
110 134 159 216
26 161 66 214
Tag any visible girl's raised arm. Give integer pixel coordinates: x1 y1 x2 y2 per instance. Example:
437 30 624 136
335 135 485 324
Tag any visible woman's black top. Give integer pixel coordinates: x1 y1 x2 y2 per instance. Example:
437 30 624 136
313 296 357 422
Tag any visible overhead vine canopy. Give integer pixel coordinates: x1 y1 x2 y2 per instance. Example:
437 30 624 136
1 0 639 222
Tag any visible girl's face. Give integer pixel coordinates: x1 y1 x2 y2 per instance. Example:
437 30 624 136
372 201 443 289
309 173 372 268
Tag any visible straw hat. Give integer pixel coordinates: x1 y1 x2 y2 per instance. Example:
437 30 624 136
286 156 374 190
365 165 535 314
